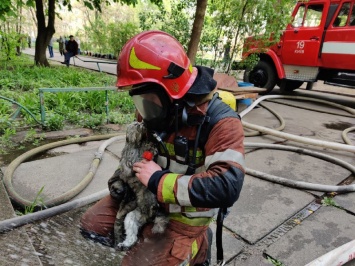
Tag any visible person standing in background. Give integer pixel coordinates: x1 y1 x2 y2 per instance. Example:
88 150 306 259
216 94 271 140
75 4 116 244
27 35 31 48
57 36 65 56
62 35 78 67
48 38 54 58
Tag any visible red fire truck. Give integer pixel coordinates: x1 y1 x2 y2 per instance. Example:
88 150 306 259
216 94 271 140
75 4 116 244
243 0 355 94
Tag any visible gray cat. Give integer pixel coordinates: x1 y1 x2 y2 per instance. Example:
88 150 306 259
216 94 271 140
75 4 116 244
108 122 169 250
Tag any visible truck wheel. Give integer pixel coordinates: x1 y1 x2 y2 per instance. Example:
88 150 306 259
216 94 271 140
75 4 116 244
243 61 277 94
279 80 304 93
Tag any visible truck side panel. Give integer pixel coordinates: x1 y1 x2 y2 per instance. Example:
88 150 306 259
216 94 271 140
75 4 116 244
321 1 355 70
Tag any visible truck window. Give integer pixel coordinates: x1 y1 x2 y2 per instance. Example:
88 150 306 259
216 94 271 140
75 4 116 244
350 3 355 26
292 5 306 27
303 4 324 27
333 2 350 27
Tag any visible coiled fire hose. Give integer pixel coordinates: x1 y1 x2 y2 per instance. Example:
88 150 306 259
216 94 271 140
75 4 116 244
3 134 125 209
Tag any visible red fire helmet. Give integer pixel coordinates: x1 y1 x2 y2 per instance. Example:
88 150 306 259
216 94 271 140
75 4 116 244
116 30 198 99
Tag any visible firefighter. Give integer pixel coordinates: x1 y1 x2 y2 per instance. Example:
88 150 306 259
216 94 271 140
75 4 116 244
80 30 245 265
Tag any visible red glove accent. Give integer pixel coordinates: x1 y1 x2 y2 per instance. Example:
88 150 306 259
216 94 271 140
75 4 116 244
143 151 154 161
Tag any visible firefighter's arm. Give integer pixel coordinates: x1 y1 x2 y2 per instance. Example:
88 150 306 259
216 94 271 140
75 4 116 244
188 117 245 208
150 117 245 208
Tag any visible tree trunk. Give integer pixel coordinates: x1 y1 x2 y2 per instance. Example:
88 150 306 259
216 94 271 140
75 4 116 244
34 0 55 66
186 0 208 65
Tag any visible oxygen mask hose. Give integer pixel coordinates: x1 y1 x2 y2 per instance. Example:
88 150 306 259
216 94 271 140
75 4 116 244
151 131 170 170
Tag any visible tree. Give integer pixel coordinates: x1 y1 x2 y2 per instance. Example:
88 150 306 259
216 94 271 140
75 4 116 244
1 0 162 66
207 0 294 73
186 0 207 65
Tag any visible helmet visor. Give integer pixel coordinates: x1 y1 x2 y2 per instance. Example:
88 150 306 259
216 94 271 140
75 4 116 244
129 84 172 123
131 93 164 121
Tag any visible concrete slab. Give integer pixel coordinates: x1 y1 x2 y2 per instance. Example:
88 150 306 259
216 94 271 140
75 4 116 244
230 252 273 266
209 221 245 264
265 206 355 266
244 100 355 145
246 148 352 190
20 204 244 266
243 99 355 199
47 134 126 156
224 174 315 244
334 192 355 213
106 139 127 158
0 181 42 265
25 206 123 265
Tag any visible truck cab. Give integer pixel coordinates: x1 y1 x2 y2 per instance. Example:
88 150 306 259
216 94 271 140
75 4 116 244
243 0 355 94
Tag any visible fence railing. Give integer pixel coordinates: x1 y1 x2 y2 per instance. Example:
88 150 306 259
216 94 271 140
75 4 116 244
39 87 118 126
73 56 117 72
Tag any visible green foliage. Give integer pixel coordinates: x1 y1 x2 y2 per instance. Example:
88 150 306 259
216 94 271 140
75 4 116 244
24 128 44 144
107 22 140 55
0 56 115 91
0 0 15 20
109 111 134 124
81 113 106 129
46 111 65 131
16 186 45 215
82 18 139 55
267 255 285 266
0 55 134 133
0 101 12 117
321 197 340 208
0 30 19 60
0 125 16 153
1 0 162 20
138 0 194 49
208 0 294 72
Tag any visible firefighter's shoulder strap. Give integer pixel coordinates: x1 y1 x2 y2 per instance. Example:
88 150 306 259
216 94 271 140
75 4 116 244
199 92 240 149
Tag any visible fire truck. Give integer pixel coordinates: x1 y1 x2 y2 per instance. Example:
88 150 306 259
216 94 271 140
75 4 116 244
243 0 355 94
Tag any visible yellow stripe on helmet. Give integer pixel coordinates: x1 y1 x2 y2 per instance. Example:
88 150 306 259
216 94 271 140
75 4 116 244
129 47 161 70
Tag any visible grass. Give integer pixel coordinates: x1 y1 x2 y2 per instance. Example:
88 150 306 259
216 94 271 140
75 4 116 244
14 186 45 215
0 54 135 154
266 255 285 266
321 196 341 208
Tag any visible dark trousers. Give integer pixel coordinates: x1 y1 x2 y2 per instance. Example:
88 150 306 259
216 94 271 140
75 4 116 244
64 51 75 66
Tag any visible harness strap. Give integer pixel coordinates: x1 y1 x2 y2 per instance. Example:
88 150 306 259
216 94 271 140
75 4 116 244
216 208 227 265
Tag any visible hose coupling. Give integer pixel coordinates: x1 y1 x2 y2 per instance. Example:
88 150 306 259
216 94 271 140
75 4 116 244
94 151 103 160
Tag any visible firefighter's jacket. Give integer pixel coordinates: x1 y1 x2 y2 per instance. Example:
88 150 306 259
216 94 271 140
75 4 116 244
147 99 245 234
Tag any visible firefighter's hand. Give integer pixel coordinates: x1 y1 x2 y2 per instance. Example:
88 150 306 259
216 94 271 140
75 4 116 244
133 160 161 187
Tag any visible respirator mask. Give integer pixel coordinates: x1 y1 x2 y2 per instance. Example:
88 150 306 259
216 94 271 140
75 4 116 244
129 84 174 133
